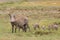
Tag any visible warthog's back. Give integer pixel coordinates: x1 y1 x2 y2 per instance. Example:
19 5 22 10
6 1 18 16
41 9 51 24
15 14 28 26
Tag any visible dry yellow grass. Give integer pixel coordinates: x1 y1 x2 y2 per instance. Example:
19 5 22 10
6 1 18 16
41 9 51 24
0 1 60 40
20 1 60 6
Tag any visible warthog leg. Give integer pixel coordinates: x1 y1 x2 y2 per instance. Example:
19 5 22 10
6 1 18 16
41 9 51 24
11 22 18 33
23 24 27 32
26 24 30 32
11 22 15 33
15 26 17 33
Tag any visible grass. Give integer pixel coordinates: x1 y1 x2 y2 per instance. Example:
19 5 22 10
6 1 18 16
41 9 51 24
0 13 60 40
0 1 60 40
0 1 60 10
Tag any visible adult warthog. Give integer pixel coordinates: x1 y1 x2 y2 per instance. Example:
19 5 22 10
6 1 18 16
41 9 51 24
8 14 30 33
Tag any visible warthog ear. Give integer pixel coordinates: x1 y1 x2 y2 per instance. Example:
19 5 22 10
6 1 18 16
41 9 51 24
8 14 11 16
